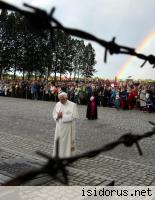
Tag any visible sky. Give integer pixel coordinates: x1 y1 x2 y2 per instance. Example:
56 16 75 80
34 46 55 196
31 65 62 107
2 0 155 80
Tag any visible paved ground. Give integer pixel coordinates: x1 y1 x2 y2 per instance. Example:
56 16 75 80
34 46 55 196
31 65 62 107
0 96 155 185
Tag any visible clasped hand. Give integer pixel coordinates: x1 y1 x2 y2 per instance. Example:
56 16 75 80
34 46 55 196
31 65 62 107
57 112 63 119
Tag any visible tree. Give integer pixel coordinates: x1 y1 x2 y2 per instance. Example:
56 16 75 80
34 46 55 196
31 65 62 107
54 30 73 81
81 43 96 80
0 10 97 81
72 39 85 81
0 9 10 78
6 12 25 79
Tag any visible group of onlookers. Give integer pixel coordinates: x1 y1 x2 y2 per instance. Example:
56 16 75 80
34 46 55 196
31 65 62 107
0 79 155 112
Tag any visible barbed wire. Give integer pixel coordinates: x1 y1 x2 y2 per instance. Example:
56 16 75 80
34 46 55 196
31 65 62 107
1 1 155 186
3 121 155 186
1 1 155 68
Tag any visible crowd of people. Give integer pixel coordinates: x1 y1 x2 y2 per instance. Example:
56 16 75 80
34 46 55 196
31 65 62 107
0 79 155 112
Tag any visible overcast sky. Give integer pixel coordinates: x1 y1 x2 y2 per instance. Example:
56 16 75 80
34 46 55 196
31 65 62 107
3 0 155 80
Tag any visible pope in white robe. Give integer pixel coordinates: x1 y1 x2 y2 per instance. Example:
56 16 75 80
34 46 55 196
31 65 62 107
52 92 79 158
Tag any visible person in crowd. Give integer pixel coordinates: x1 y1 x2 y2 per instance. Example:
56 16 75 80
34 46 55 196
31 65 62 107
86 95 98 120
146 89 155 112
139 86 147 111
128 87 134 109
101 85 109 107
52 92 79 158
128 85 138 109
114 87 120 109
85 83 92 104
120 86 128 110
31 81 39 100
110 87 116 107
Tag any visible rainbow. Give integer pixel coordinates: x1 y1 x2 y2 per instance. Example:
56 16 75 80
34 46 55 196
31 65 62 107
116 30 155 79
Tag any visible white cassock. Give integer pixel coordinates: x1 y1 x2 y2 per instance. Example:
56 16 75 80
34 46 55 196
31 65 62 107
52 100 79 158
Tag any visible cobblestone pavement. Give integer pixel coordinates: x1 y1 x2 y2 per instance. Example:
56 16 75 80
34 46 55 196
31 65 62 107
0 96 155 185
